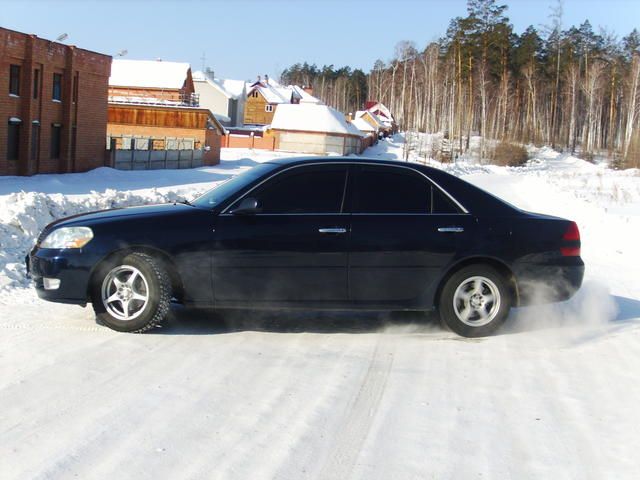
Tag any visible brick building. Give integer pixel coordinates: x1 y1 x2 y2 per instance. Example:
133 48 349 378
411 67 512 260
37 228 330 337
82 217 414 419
0 27 111 176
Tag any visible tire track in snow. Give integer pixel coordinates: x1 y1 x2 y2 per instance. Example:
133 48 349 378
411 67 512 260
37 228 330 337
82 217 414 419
317 336 393 480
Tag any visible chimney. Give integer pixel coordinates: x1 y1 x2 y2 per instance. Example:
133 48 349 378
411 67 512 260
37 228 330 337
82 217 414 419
346 113 353 122
265 74 269 84
257 74 261 83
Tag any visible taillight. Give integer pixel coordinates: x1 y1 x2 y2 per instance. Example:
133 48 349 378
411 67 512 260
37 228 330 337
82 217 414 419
561 222 581 256
563 222 580 241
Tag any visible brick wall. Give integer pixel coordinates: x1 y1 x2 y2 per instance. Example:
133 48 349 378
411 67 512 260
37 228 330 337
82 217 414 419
0 27 111 176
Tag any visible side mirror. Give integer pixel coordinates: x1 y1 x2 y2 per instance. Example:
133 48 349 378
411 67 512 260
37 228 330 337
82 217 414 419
232 197 261 215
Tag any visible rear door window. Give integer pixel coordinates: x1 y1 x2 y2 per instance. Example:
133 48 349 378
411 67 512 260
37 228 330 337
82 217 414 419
352 165 461 214
353 166 429 213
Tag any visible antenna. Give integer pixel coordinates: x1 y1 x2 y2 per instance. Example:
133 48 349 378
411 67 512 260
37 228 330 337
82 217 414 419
116 49 128 57
200 52 206 72
55 33 68 42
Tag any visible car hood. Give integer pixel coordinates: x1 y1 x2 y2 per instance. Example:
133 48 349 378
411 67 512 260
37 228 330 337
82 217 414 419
48 203 196 229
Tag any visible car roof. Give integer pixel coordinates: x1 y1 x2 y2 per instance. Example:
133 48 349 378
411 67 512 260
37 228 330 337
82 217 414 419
265 156 437 172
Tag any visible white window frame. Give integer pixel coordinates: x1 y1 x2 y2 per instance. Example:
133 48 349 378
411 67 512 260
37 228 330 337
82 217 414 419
265 104 274 113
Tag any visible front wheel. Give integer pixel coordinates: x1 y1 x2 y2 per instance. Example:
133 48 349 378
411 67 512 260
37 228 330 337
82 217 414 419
92 252 172 333
438 265 512 337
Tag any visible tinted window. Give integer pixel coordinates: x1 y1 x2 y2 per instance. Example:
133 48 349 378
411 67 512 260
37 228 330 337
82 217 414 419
250 166 347 214
431 186 460 214
354 166 430 213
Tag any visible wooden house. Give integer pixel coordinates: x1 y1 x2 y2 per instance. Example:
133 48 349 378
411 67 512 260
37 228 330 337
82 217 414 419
364 101 396 135
107 103 225 165
107 59 224 165
243 76 302 125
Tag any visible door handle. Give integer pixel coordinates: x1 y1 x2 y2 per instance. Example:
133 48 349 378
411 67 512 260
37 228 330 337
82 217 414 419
318 227 347 234
437 227 464 233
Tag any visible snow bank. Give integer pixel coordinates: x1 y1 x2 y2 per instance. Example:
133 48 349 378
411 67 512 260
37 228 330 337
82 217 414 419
0 189 190 292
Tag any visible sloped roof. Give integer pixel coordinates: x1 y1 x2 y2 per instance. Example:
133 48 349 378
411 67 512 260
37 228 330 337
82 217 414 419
248 82 302 104
291 85 322 104
192 71 249 100
221 79 248 98
366 102 394 121
351 116 376 132
271 104 365 137
355 110 383 128
110 59 190 89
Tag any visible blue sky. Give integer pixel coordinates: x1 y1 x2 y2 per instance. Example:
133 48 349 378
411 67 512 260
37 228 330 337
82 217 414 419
1 0 638 81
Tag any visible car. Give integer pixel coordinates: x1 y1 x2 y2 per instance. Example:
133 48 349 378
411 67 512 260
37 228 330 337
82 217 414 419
26 157 584 337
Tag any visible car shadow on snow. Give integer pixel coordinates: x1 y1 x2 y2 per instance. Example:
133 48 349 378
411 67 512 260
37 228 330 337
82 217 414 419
154 306 442 336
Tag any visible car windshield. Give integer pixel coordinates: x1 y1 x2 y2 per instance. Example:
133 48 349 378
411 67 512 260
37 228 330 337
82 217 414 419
192 163 279 208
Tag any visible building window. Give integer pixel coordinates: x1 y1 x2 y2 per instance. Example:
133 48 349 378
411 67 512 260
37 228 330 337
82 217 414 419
9 65 21 96
250 90 258 98
52 73 62 101
7 120 21 160
51 124 62 159
33 69 40 99
265 104 274 113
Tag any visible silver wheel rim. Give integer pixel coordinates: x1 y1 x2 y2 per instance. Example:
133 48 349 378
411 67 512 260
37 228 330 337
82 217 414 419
101 265 149 321
453 276 501 327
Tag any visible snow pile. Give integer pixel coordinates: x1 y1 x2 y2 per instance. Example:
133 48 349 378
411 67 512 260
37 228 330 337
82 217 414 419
0 189 191 292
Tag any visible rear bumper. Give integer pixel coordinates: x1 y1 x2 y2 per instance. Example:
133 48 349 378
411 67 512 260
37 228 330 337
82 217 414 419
26 247 96 305
514 260 585 306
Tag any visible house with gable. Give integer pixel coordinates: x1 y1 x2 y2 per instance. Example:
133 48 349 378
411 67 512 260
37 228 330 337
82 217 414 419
243 75 303 125
364 101 396 135
270 103 365 155
192 69 247 127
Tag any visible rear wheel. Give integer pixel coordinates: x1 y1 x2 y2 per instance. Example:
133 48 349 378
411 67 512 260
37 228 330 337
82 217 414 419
438 265 512 337
92 252 171 333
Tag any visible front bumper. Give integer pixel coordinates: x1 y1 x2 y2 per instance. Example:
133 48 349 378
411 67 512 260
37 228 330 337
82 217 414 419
26 247 97 305
514 259 585 306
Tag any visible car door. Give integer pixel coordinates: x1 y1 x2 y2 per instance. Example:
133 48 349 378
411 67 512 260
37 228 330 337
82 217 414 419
212 163 350 305
348 164 473 307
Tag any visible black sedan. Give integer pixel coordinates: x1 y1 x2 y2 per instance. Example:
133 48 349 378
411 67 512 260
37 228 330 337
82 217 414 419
26 157 584 337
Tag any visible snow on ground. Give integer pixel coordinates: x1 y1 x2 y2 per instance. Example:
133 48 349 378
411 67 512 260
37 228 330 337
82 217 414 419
1 139 639 479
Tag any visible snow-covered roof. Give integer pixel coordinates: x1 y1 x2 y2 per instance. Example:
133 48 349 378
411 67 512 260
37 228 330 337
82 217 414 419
290 85 322 104
271 104 365 137
351 116 376 133
109 59 190 89
355 110 384 129
193 70 245 99
221 79 248 98
366 102 394 121
248 82 302 104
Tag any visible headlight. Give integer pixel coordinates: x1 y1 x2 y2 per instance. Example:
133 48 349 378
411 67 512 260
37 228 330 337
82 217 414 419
40 227 94 249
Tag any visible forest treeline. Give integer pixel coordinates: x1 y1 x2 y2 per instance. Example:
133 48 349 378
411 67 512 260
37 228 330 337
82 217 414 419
279 0 640 167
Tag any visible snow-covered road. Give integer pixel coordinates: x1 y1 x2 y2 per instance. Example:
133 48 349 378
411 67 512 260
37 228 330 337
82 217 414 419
1 140 639 479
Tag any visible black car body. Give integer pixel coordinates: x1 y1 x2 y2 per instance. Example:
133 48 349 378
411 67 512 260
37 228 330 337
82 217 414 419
27 157 584 336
